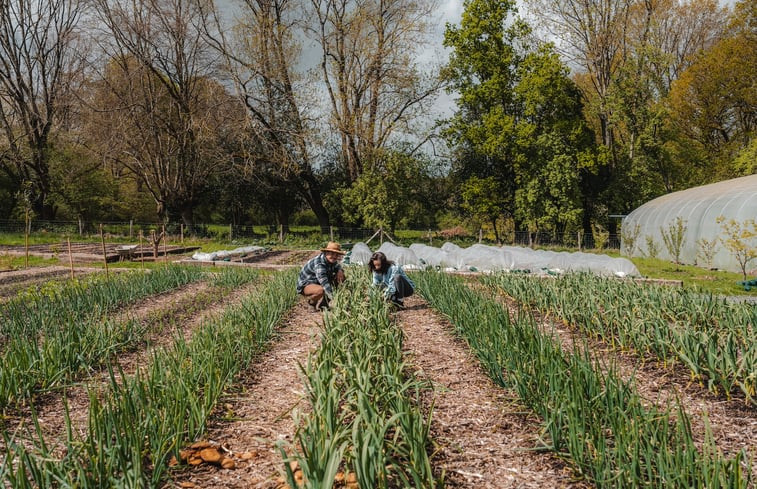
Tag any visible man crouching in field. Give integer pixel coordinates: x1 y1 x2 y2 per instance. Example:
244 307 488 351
296 241 346 311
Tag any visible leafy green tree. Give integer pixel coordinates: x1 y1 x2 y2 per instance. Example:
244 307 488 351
442 0 528 216
338 149 433 233
668 33 757 180
717 216 757 281
443 0 597 236
514 46 595 237
460 176 509 243
660 216 688 265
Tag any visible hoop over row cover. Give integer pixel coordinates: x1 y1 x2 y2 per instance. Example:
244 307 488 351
621 174 757 273
347 241 640 277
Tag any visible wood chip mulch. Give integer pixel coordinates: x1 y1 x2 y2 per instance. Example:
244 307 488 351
395 295 590 488
170 301 322 489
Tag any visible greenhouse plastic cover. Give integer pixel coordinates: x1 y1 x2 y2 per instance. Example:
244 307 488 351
347 241 640 277
192 245 266 261
621 174 757 273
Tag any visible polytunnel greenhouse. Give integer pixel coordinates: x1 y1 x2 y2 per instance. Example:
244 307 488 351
346 241 640 277
620 173 757 273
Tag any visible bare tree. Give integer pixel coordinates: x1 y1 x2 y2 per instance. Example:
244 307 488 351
527 0 632 157
308 0 444 181
645 0 725 92
203 0 332 228
0 0 87 219
87 0 237 224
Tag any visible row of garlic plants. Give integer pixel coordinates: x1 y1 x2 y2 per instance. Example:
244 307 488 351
482 273 756 404
0 266 205 339
0 266 211 412
1 269 298 488
414 271 750 488
281 272 440 488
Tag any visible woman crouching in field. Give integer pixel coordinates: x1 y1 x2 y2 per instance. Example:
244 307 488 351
368 251 414 308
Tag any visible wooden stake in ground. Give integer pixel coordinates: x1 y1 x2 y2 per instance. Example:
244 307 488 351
67 237 74 279
100 224 109 277
163 225 168 265
139 231 144 269
24 208 29 268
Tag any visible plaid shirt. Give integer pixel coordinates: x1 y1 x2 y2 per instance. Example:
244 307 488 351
296 253 342 296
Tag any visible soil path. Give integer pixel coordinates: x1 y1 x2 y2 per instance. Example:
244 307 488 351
396 295 588 488
483 283 757 481
172 300 321 489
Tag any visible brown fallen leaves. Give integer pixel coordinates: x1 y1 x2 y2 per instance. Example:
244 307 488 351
169 440 258 470
274 461 359 489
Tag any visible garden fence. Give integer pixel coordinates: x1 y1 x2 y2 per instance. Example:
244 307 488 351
0 219 620 250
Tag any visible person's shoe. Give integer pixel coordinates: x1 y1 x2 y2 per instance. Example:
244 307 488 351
315 297 329 311
390 298 405 309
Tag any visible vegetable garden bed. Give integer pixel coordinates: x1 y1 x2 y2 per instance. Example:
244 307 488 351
0 264 753 488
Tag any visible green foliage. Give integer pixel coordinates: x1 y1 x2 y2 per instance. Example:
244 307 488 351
621 222 641 256
732 138 757 176
668 32 757 180
645 235 660 258
695 237 719 270
591 223 609 250
337 149 435 232
443 1 596 235
660 217 688 265
460 176 509 241
717 216 757 281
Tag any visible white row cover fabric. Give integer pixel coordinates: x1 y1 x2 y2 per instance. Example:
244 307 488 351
621 174 757 273
192 245 267 261
346 241 640 277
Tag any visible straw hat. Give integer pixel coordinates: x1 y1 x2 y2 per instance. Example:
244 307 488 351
321 241 346 255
